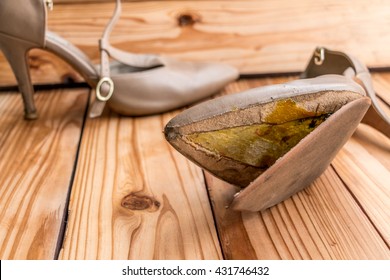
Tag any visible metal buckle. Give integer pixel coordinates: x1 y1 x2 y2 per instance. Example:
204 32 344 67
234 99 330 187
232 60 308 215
45 0 54 11
96 77 115 102
314 47 325 66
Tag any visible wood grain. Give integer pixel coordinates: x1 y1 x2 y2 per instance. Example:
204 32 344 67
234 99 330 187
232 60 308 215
2 0 390 86
332 134 390 246
372 73 390 106
1 1 389 261
207 168 390 260
207 78 390 259
1 67 388 259
360 73 390 145
0 88 88 259
58 110 221 259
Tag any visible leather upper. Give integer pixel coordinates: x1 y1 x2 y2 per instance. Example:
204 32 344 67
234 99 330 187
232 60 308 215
0 0 46 46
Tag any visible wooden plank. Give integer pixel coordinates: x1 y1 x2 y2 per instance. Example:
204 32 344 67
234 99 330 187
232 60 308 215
0 89 88 259
206 78 390 259
365 73 390 140
332 133 390 246
58 110 222 260
358 73 390 167
372 73 390 106
2 0 390 86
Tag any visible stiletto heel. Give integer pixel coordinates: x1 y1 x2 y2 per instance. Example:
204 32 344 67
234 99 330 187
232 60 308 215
0 0 238 119
0 36 38 119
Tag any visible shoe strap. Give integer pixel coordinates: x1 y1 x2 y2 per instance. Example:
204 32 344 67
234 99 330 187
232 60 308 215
89 0 166 117
301 47 390 128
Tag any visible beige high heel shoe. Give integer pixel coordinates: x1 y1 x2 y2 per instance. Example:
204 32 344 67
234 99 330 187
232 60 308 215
0 0 239 119
165 47 390 212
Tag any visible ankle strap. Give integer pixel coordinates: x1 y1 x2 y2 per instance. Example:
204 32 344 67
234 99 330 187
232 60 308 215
99 0 163 69
89 0 121 117
301 47 367 78
89 0 165 117
302 47 390 128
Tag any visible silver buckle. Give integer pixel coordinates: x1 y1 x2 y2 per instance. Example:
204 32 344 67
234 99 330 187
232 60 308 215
314 47 325 66
96 77 115 102
45 0 54 11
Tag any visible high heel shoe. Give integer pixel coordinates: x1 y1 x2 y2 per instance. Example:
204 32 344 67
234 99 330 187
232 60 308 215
164 47 390 211
0 0 239 119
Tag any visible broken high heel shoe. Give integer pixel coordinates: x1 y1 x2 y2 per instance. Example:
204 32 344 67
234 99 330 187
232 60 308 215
164 47 390 212
0 0 238 119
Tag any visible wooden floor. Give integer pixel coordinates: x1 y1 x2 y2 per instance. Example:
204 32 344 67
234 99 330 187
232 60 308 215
0 1 389 260
0 74 389 260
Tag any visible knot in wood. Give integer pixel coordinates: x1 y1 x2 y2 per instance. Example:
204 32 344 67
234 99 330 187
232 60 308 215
177 13 201 26
121 193 160 212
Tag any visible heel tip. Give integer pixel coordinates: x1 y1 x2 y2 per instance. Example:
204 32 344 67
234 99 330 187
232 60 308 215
24 111 38 120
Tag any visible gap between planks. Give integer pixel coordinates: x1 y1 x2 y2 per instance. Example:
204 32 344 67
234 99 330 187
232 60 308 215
58 111 222 259
0 88 89 259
